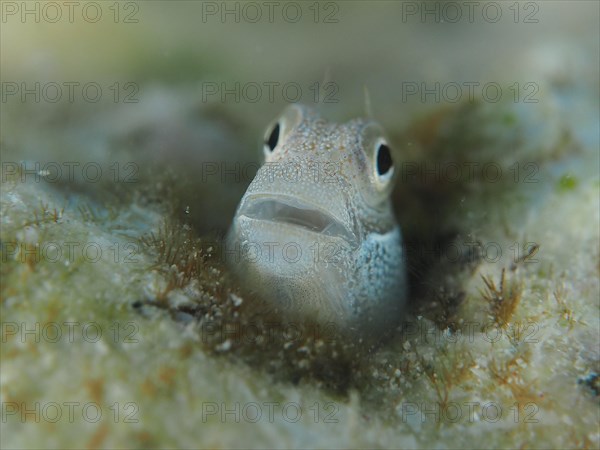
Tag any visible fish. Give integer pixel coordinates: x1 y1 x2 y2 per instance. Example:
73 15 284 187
227 104 406 338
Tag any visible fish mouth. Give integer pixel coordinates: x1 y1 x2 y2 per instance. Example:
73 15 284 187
238 195 355 243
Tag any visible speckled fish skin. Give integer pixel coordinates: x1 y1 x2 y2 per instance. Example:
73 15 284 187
227 104 406 337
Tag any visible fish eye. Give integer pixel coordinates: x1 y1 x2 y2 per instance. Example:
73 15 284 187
265 122 280 153
374 138 394 187
262 105 304 160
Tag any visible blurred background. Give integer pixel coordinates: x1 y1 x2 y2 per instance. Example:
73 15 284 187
2 0 598 231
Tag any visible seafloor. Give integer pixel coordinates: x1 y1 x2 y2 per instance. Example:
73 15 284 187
1 2 599 448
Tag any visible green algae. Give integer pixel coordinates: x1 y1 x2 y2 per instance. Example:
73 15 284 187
557 173 579 192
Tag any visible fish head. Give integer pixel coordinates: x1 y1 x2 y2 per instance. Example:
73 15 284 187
233 104 399 253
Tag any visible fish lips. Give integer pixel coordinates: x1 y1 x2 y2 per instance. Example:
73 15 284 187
235 194 359 247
